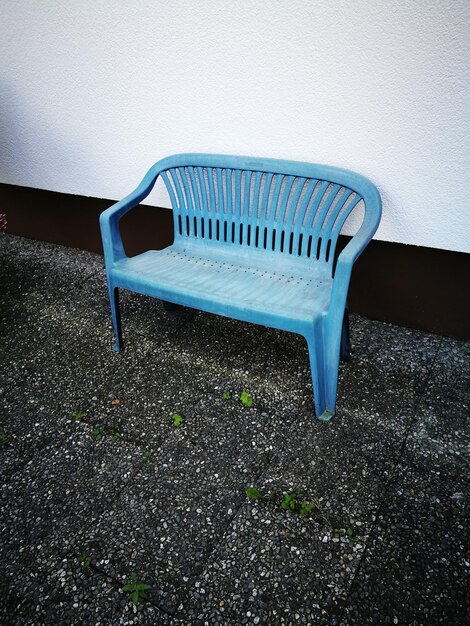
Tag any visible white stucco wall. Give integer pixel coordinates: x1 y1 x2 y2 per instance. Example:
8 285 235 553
1 1 469 252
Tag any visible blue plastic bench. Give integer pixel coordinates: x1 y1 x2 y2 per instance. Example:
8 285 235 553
100 154 381 420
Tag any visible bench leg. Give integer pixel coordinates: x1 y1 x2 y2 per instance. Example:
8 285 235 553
306 322 340 421
340 306 351 362
108 285 123 352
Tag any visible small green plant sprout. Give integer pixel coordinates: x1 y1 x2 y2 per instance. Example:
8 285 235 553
334 527 360 542
71 411 85 422
0 430 7 446
141 450 152 467
172 413 184 427
240 390 253 408
281 491 302 512
122 573 151 605
110 422 121 443
77 555 92 568
91 426 104 441
299 500 316 516
279 491 317 517
246 487 262 500
245 486 278 503
222 391 231 400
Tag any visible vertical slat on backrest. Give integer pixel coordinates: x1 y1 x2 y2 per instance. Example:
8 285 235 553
255 173 272 251
284 177 307 256
273 176 294 253
327 192 362 261
168 168 186 237
178 167 191 208
266 175 283 252
234 169 242 241
160 171 178 211
188 166 202 238
305 181 328 229
196 167 207 209
309 183 340 260
277 176 295 223
225 169 232 217
160 170 180 238
302 180 328 258
196 167 209 240
317 187 355 262
294 179 318 256
215 168 225 241
177 167 195 237
168 168 184 208
225 169 234 244
259 173 274 222
319 185 342 261
206 168 217 241
215 168 224 211
245 171 262 246
242 170 252 217
321 189 350 260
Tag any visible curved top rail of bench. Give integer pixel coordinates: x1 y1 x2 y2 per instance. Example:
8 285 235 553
151 153 380 209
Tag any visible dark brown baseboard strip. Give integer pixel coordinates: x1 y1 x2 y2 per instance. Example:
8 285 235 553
1 183 469 339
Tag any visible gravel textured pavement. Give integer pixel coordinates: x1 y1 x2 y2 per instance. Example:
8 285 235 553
0 234 468 625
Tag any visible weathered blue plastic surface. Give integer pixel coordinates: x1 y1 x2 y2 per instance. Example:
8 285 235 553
100 154 381 420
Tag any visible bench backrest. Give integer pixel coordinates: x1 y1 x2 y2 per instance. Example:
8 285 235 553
156 154 380 272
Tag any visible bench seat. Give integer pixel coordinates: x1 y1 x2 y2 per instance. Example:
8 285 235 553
111 243 332 334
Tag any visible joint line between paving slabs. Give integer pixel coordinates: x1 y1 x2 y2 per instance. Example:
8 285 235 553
75 265 105 289
336 335 444 625
176 459 277 610
69 553 176 617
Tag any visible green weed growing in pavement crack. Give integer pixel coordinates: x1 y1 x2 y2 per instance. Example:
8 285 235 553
77 555 92 568
245 487 262 500
122 574 151 605
333 527 360 542
222 391 231 400
90 423 122 443
245 485 360 542
240 390 253 408
299 500 316 516
110 421 121 443
91 426 104 441
280 490 302 512
72 411 86 422
141 450 152 468
0 431 7 446
172 413 184 427
280 490 319 517
245 487 278 503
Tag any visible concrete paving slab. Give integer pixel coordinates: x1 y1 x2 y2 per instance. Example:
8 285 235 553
0 550 169 625
340 336 470 625
71 420 270 615
0 430 143 557
0 235 102 336
405 336 469 474
182 501 363 625
341 454 469 626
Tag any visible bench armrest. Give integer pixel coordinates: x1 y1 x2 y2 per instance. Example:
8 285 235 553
100 164 160 266
327 191 381 333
